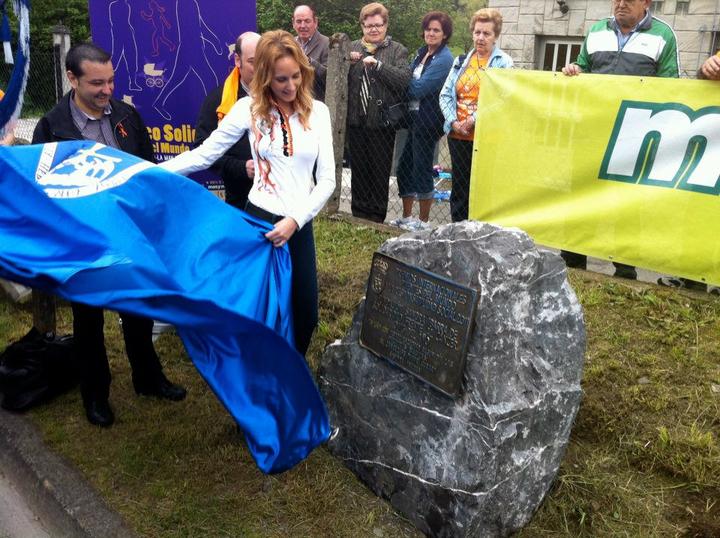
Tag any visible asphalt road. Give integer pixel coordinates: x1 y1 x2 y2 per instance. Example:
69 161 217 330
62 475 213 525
0 467 51 538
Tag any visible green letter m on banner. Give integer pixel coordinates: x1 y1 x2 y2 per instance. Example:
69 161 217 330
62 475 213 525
599 100 720 195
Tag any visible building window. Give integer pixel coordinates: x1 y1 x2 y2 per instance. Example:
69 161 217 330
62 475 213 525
676 0 690 15
652 0 664 14
539 40 584 72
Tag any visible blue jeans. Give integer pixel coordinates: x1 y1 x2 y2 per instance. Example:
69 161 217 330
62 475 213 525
396 121 441 200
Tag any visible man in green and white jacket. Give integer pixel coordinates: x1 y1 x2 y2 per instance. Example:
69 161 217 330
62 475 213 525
560 0 679 280
563 0 679 78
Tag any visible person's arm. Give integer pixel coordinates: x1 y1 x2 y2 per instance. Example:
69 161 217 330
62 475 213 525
407 49 453 100
159 97 251 175
31 117 51 144
193 92 219 146
374 42 412 91
656 34 680 78
1 89 16 145
194 91 251 183
130 107 156 163
439 56 460 134
286 103 335 230
489 52 514 69
699 54 720 80
310 37 329 81
0 123 15 146
563 38 589 76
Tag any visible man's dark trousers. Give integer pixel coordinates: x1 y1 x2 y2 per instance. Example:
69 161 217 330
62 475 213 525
72 302 164 401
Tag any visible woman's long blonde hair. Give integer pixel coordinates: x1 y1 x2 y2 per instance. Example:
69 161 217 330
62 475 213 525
250 30 315 128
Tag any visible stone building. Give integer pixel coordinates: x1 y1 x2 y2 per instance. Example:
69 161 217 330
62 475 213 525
489 0 717 77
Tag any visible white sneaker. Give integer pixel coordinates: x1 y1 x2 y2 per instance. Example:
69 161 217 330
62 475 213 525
400 219 432 232
388 216 414 227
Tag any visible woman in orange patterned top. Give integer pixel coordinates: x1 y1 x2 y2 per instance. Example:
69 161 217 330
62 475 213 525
439 9 513 222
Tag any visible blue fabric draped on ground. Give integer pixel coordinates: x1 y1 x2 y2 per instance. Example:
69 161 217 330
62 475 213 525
0 141 331 473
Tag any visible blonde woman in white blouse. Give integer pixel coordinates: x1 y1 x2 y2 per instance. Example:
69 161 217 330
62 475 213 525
160 30 335 355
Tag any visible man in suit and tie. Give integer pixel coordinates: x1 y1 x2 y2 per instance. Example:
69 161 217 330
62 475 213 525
292 5 330 101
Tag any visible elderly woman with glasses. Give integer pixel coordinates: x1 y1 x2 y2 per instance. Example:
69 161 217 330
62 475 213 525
440 8 513 222
347 2 411 223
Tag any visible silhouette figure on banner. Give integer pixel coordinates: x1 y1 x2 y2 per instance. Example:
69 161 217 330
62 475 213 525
140 0 175 57
152 0 222 120
108 0 142 91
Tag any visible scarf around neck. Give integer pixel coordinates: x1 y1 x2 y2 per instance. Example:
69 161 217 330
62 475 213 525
216 67 240 122
361 37 388 55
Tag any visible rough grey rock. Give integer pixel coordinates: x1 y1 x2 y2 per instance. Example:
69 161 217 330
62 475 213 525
318 221 585 537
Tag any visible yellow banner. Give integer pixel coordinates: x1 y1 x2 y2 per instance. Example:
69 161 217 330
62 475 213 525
470 69 720 286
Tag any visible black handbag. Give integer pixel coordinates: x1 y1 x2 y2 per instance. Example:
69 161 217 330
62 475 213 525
383 101 409 130
0 327 78 411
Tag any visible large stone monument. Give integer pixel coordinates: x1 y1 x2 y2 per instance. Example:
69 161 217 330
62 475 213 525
318 221 585 537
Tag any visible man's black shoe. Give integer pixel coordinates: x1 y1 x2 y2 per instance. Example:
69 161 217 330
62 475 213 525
135 377 187 401
85 399 115 427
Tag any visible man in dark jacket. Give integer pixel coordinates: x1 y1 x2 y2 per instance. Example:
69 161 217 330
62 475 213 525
292 5 330 101
194 32 260 209
32 42 186 428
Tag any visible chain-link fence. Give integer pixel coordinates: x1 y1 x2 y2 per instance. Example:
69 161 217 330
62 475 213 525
337 125 456 229
0 50 58 142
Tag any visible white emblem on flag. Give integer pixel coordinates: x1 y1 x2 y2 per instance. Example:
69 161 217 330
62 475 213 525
36 143 153 198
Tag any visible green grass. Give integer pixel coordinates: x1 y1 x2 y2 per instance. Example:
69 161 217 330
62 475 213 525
1 216 718 537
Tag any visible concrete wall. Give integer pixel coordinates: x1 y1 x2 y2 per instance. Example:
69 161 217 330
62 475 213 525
489 0 720 77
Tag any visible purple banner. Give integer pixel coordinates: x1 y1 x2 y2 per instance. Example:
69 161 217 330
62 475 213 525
89 0 256 191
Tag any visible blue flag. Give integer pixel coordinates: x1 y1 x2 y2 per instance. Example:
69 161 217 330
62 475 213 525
0 141 331 473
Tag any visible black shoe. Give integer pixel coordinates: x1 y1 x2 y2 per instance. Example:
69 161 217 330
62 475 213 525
84 399 115 427
135 376 187 401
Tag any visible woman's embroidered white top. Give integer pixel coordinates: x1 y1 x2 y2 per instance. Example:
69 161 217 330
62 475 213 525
159 96 335 229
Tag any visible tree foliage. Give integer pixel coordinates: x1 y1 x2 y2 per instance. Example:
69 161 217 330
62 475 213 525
27 0 90 51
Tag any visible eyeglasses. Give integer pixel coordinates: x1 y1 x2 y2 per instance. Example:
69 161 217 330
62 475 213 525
612 0 639 4
362 23 386 30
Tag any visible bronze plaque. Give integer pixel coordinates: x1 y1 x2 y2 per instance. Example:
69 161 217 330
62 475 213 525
360 253 479 398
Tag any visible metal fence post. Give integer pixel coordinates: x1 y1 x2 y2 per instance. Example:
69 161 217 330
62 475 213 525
32 25 71 334
31 290 56 334
324 33 350 215
51 23 71 103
